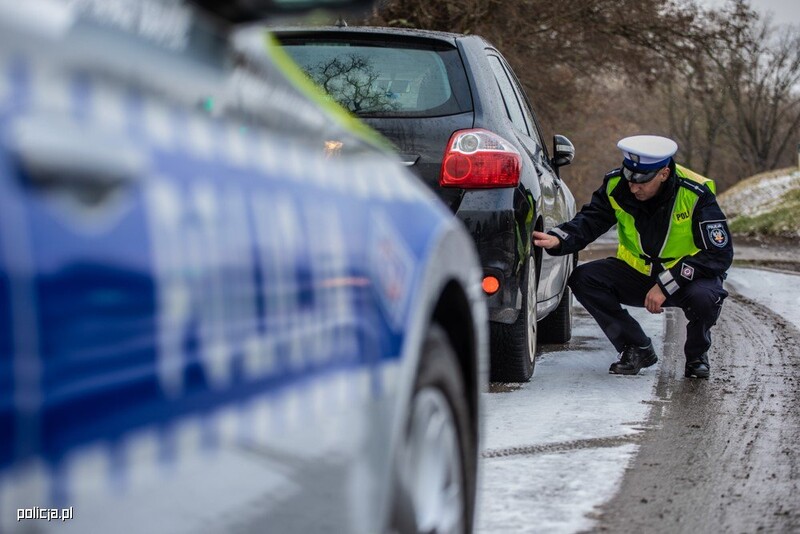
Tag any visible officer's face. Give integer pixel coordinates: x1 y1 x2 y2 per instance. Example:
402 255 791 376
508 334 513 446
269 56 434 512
628 167 669 201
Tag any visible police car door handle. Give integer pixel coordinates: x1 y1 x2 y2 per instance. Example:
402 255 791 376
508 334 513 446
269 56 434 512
10 115 147 188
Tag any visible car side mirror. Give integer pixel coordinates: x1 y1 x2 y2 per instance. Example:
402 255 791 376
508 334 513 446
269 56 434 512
552 134 575 172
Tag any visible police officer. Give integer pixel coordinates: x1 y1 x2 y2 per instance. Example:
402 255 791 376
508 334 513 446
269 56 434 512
533 135 732 379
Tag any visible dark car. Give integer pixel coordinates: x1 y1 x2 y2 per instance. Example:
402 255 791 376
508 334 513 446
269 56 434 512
275 26 577 382
0 2 487 533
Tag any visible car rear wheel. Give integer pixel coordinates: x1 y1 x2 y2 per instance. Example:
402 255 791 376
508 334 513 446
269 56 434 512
538 285 573 344
389 324 475 534
490 258 537 382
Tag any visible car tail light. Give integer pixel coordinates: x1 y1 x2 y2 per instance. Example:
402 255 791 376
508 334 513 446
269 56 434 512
440 129 521 188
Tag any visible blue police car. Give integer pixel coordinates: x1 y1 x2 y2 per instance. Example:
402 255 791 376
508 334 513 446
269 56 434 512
0 0 487 532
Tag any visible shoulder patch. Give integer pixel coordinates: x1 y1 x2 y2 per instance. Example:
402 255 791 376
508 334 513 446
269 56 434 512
605 168 622 181
700 220 730 249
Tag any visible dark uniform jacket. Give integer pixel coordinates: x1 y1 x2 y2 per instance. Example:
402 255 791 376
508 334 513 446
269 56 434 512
546 161 734 297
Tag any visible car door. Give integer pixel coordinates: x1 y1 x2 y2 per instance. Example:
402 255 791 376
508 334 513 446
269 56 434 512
486 54 565 307
501 56 574 307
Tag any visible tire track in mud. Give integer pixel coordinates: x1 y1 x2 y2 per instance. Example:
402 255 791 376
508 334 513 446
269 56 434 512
590 291 800 533
482 434 643 459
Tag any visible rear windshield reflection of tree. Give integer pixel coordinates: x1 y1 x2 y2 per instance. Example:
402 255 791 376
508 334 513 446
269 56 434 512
306 54 401 114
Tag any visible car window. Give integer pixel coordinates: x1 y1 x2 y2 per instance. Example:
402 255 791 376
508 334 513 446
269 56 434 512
498 58 546 150
280 40 473 117
488 55 528 135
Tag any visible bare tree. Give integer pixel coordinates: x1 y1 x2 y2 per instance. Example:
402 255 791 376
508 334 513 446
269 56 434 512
304 54 399 114
713 19 800 174
648 1 800 188
656 49 733 177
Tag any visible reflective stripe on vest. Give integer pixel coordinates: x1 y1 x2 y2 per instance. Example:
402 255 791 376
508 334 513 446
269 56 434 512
606 167 716 276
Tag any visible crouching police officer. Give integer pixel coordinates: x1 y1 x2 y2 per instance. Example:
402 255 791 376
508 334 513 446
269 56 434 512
533 135 733 379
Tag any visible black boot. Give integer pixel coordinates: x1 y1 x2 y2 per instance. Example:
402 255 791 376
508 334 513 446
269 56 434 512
685 354 710 379
609 342 658 375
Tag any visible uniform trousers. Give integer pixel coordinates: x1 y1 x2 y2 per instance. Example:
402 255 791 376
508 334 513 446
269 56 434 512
568 258 727 361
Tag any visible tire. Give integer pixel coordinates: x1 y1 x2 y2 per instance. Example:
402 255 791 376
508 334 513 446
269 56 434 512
489 257 537 382
538 285 573 344
389 324 476 534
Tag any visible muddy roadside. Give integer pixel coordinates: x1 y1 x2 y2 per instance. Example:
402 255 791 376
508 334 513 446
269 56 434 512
577 235 800 532
589 292 800 533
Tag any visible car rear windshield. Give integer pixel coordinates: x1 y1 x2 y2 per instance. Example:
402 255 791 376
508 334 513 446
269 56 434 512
280 38 472 118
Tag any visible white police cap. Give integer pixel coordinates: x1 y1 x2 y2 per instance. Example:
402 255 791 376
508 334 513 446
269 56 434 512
617 135 678 171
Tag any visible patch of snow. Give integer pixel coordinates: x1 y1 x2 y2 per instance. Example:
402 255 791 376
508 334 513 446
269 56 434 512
718 170 800 218
477 305 663 532
477 445 637 534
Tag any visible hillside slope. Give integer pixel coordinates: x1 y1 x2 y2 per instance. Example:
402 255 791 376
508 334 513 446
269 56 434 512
718 167 800 238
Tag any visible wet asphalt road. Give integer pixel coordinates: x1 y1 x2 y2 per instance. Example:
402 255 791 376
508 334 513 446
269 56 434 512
589 291 800 533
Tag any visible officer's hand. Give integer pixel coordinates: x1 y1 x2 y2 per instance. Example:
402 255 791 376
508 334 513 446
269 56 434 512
533 231 560 249
645 284 667 314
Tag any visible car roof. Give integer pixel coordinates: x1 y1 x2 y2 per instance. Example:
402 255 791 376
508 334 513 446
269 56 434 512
268 25 472 46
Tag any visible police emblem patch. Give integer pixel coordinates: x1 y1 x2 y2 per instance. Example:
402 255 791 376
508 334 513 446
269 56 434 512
705 222 729 248
681 263 695 280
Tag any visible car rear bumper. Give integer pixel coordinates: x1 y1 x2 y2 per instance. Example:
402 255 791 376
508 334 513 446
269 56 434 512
456 206 523 325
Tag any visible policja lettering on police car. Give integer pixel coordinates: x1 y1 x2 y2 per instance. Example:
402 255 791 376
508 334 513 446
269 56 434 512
533 135 733 379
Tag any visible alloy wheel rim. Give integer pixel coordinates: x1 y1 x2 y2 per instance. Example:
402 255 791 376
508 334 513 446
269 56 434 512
527 263 537 363
399 388 464 534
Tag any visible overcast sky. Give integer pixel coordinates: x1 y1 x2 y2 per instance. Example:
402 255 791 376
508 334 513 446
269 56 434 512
698 0 800 26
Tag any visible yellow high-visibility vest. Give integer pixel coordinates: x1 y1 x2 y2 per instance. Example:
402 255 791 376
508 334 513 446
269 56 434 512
607 165 716 276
